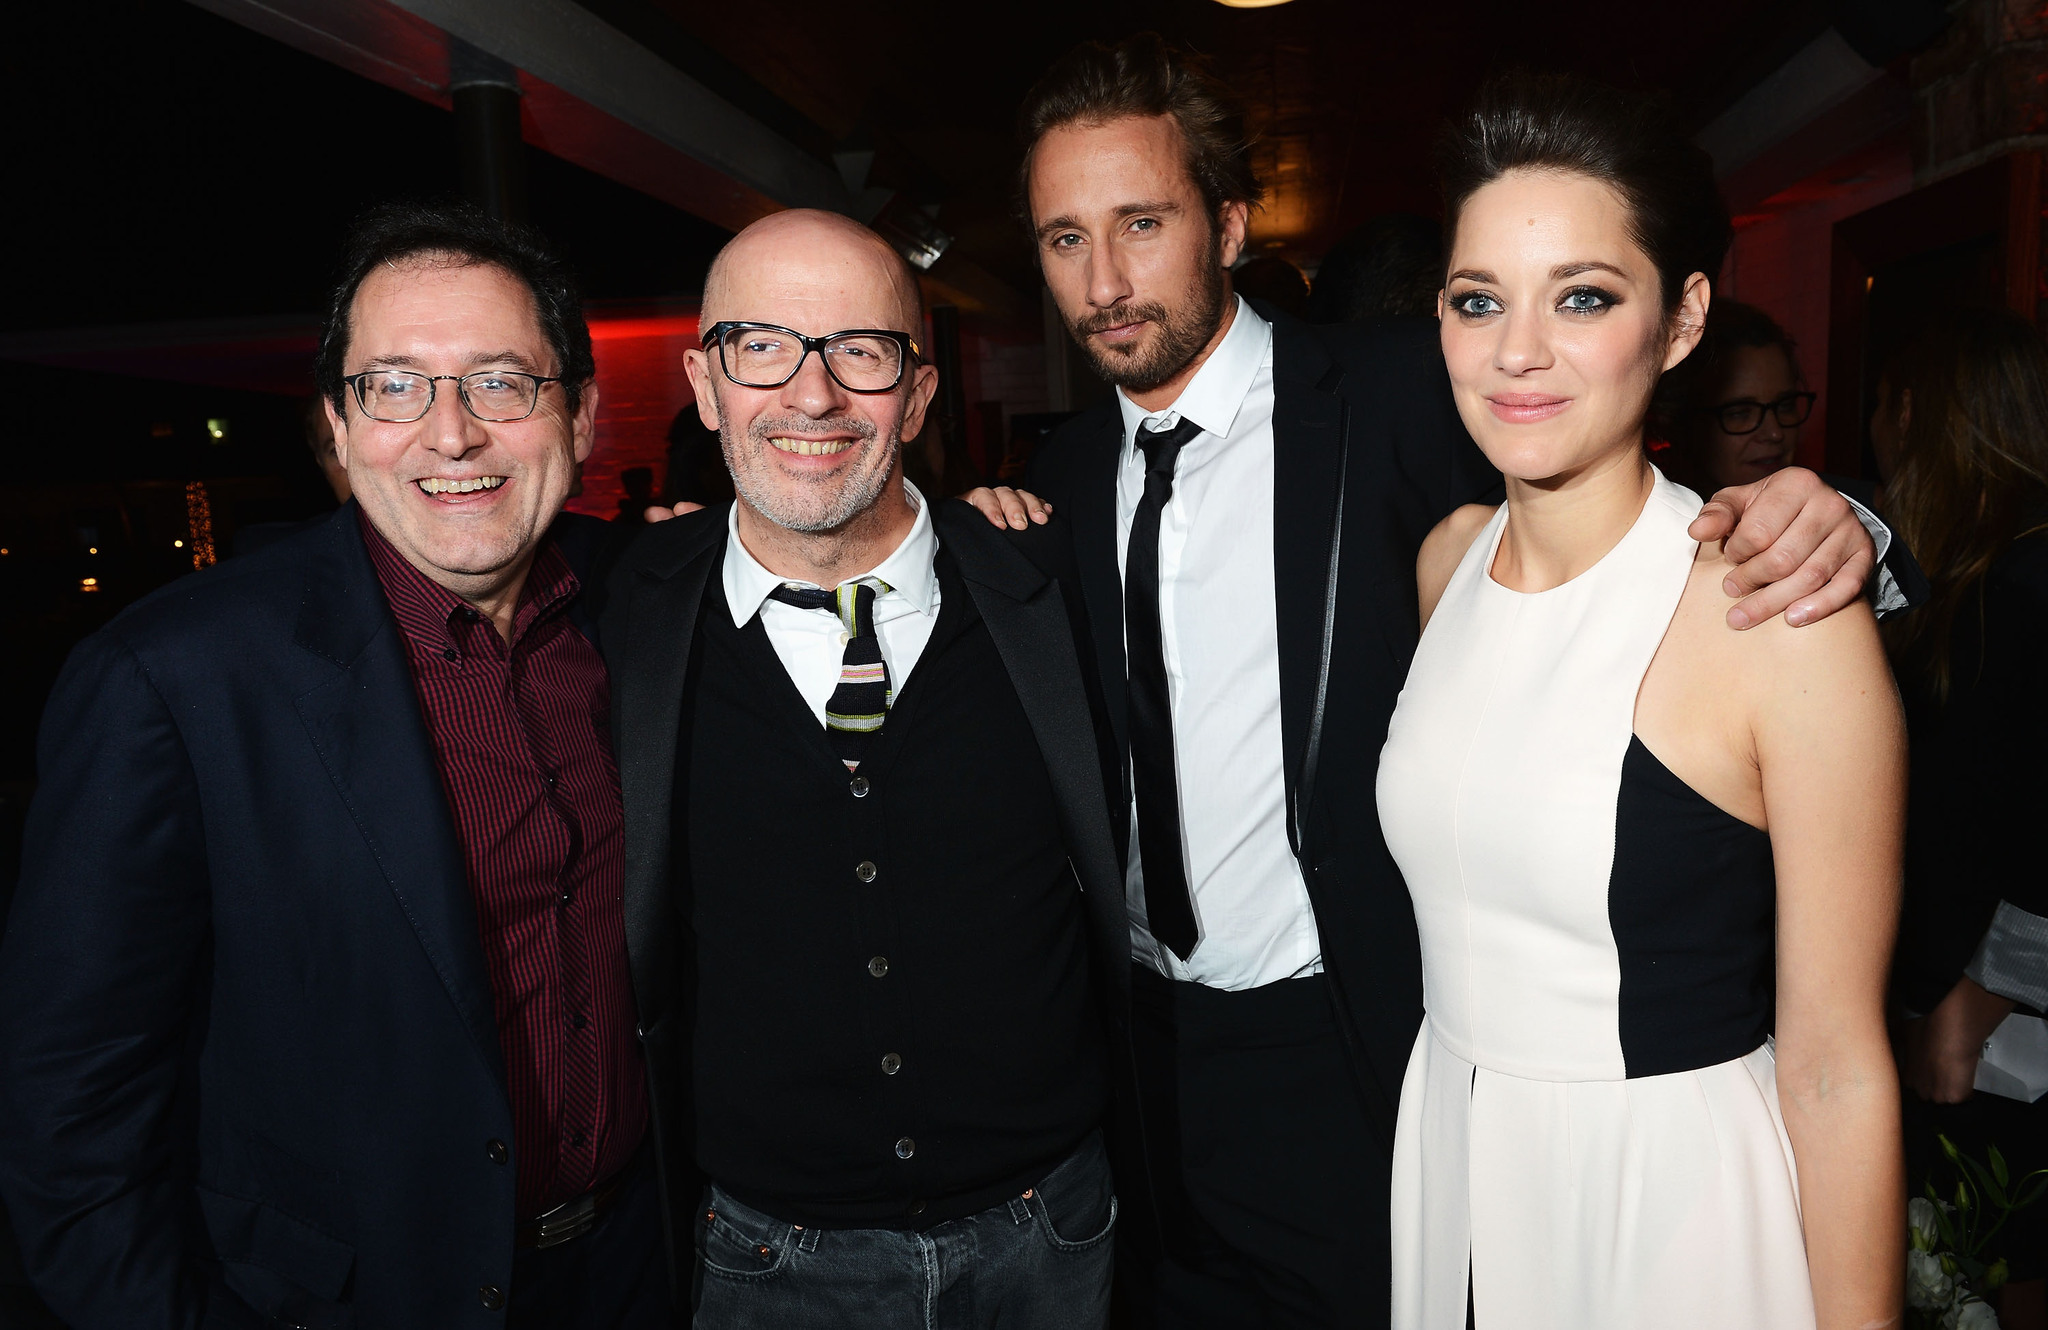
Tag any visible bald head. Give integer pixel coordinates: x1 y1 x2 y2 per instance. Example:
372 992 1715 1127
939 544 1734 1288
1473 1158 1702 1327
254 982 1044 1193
701 209 922 334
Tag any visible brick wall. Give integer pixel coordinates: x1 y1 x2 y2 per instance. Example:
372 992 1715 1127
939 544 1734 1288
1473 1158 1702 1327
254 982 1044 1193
1912 0 2048 181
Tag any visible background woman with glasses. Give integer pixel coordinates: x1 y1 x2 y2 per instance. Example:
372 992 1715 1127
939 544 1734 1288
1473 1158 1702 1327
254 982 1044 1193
1654 299 1814 494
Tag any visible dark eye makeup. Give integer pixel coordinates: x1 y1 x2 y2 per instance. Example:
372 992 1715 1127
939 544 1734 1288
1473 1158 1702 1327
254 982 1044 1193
1557 285 1620 314
1447 289 1503 318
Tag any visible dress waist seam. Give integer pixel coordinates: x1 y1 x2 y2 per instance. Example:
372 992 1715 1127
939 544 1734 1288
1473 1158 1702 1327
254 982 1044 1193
1426 1020 1769 1084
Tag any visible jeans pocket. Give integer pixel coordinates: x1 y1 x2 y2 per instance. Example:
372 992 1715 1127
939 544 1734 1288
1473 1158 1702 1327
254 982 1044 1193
697 1187 795 1283
1026 1140 1118 1254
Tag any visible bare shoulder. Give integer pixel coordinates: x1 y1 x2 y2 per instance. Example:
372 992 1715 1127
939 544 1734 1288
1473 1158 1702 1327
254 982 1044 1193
1418 503 1499 628
1671 540 1894 720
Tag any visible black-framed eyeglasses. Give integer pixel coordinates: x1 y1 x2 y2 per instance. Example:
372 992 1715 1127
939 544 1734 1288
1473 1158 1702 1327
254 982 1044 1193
344 369 563 424
703 321 921 394
1703 391 1816 435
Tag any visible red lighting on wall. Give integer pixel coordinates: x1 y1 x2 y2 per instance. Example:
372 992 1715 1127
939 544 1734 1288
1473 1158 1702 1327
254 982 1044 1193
568 307 702 518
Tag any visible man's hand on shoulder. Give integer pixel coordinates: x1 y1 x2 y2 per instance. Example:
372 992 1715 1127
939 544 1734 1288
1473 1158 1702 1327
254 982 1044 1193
956 487 1053 530
645 501 706 523
1687 467 1875 630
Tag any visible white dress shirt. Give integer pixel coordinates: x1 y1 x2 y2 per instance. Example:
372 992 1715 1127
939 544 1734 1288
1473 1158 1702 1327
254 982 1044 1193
1117 297 1323 990
721 482 942 724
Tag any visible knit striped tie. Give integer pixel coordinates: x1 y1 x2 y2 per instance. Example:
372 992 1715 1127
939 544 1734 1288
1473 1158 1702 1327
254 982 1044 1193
768 580 893 771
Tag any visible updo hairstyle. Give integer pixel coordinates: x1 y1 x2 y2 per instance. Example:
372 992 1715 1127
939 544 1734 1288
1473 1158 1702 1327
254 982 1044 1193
1437 73 1732 317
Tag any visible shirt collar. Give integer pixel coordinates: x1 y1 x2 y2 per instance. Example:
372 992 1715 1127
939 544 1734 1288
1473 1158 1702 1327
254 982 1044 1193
1115 294 1272 450
358 506 579 649
722 480 940 628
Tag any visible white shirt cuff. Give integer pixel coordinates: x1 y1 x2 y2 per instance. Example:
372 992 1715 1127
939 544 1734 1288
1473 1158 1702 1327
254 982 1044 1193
1966 900 2048 1012
1841 492 1907 615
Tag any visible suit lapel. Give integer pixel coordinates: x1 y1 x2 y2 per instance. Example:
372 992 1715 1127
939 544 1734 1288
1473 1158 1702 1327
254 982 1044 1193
1063 410 1130 753
943 527 1128 998
611 519 726 1021
290 507 506 1087
1268 316 1348 850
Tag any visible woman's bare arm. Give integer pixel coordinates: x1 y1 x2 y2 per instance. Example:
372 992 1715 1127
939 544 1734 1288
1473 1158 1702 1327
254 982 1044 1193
1750 600 1906 1330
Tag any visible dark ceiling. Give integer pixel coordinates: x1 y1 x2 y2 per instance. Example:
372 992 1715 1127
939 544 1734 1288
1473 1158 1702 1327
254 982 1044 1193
615 0 1835 292
5 0 1900 338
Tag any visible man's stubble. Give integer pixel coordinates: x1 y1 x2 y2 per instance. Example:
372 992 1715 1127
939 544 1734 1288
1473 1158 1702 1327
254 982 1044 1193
720 401 902 536
1067 224 1230 394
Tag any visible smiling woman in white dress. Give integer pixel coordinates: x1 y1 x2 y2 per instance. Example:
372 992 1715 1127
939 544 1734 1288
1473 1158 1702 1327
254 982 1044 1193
1376 75 1905 1330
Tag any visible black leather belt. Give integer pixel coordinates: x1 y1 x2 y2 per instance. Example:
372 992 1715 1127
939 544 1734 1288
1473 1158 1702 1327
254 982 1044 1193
515 1151 642 1250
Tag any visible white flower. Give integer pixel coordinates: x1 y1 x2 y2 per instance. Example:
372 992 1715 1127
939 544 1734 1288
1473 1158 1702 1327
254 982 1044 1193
1909 1249 1956 1310
1954 1299 2001 1330
1910 1196 1942 1252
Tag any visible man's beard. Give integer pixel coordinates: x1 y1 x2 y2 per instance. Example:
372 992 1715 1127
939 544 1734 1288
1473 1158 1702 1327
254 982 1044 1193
721 408 899 534
1067 230 1230 393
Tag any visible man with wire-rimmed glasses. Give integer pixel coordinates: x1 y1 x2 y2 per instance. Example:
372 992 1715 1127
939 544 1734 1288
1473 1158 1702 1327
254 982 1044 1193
604 207 1133 1329
0 202 673 1330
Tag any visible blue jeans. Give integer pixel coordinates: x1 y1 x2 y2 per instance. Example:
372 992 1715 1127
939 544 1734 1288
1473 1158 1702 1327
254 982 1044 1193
693 1133 1115 1330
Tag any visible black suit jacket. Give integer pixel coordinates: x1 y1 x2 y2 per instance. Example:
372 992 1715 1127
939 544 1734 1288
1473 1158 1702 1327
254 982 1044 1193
1025 306 1500 1148
0 503 626 1330
600 499 1161 1275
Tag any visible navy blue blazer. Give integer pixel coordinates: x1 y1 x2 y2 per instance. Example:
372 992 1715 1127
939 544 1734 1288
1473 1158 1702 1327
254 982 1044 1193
0 503 621 1329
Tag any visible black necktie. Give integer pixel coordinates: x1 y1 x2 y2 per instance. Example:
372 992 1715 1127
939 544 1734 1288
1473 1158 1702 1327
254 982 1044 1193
767 581 893 772
1125 417 1203 960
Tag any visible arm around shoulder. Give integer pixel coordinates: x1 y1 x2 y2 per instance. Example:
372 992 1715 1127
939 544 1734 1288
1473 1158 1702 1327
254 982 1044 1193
1416 504 1498 629
0 628 215 1325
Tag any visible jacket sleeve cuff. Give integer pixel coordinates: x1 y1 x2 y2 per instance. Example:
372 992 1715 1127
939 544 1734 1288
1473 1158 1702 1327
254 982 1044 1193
1841 492 1907 616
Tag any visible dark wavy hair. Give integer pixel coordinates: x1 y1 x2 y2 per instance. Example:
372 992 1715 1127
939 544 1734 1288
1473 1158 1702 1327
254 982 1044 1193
1881 308 2048 699
314 202 595 417
1015 33 1262 229
1437 72 1731 315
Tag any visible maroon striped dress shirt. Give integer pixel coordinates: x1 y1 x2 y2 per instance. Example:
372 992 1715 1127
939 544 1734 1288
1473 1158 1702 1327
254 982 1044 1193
361 512 647 1216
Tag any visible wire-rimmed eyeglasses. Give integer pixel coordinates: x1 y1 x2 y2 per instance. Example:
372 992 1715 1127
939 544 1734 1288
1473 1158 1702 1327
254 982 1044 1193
1703 391 1817 435
344 369 563 424
703 321 921 394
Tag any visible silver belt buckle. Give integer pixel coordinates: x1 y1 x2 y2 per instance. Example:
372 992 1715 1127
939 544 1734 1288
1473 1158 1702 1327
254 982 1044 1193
529 1191 598 1249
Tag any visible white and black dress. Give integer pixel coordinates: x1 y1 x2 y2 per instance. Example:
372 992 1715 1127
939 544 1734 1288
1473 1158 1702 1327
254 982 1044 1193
1375 473 1814 1329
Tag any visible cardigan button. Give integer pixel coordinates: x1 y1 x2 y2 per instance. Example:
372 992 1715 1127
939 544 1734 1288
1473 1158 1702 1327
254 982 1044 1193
855 861 877 883
849 775 871 797
479 1285 505 1311
486 1139 508 1165
881 1052 902 1075
868 956 889 978
895 1137 916 1160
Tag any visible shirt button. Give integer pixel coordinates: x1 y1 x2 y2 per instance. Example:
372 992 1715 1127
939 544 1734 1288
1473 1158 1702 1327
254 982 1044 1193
486 1138 509 1165
895 1137 916 1160
849 775 871 798
567 1011 587 1031
855 861 877 883
908 1199 927 1216
441 647 458 662
479 1285 505 1311
837 630 851 647
568 1127 587 1148
868 956 889 978
881 1053 902 1075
